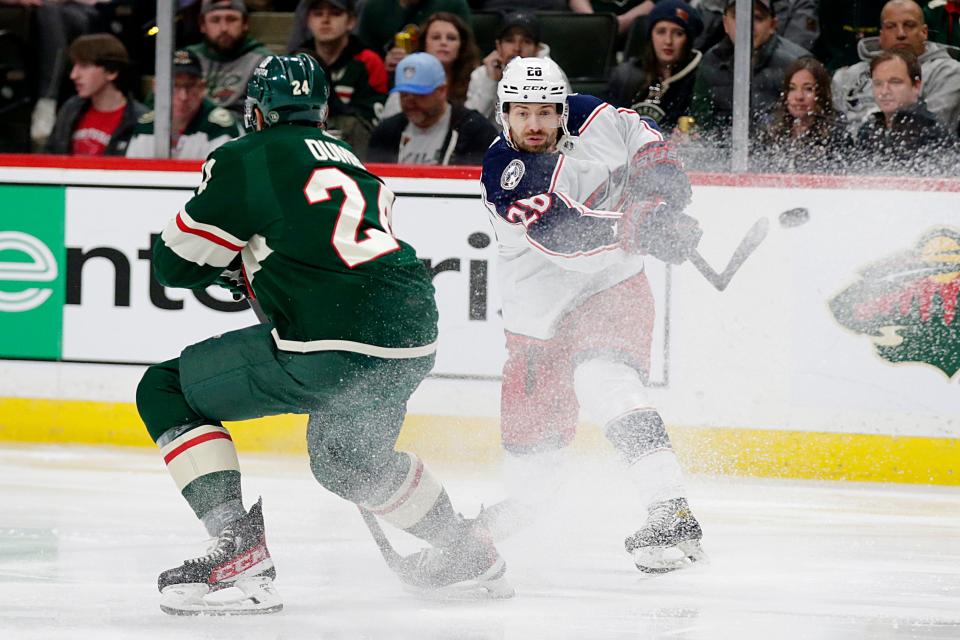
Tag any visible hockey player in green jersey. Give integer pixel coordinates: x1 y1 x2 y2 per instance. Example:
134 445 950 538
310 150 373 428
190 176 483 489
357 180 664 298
136 53 512 616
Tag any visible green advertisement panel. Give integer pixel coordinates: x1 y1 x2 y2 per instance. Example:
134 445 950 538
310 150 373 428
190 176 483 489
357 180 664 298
0 184 65 359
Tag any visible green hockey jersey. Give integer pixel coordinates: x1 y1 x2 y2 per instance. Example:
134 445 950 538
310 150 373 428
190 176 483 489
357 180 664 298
154 124 438 357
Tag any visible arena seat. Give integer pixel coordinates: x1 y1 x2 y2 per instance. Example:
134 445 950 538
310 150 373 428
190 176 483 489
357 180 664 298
0 29 31 152
248 11 296 55
537 12 617 82
0 5 30 43
471 10 501 57
569 79 609 97
622 16 650 62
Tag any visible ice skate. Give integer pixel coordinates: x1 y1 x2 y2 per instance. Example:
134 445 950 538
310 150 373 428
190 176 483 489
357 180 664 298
625 497 706 574
397 520 515 600
158 498 282 615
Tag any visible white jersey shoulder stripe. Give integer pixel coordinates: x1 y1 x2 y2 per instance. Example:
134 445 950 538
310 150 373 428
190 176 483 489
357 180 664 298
160 210 243 268
177 208 246 250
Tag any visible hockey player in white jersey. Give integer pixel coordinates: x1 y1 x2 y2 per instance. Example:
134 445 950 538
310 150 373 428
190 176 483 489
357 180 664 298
479 56 706 573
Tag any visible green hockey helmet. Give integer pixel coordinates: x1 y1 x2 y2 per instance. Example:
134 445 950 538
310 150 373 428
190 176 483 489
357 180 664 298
244 53 330 130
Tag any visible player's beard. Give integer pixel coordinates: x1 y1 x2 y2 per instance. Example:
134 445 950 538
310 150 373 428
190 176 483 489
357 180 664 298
512 128 558 153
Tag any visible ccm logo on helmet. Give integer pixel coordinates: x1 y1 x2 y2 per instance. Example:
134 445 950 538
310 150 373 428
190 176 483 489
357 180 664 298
522 85 549 91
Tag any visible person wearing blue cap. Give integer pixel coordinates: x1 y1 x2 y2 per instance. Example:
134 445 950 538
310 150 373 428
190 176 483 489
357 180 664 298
607 0 704 130
368 52 498 164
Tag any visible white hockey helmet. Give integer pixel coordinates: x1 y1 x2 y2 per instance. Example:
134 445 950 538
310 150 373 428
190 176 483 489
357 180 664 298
497 57 569 146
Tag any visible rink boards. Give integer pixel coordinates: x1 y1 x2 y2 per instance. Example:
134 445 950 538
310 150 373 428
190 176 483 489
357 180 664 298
0 157 958 484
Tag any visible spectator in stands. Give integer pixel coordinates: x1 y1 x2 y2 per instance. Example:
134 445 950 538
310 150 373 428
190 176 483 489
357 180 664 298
368 52 497 164
126 49 241 159
5 0 104 149
695 0 820 55
833 0 960 134
690 0 810 137
466 10 563 127
855 49 955 173
924 0 960 47
45 33 146 156
569 0 653 37
607 0 704 131
815 1 886 72
358 0 471 68
188 0 271 116
381 12 480 118
753 57 852 173
294 0 387 158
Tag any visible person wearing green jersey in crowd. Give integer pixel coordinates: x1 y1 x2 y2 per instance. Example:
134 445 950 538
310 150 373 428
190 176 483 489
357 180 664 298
126 49 242 160
137 52 513 616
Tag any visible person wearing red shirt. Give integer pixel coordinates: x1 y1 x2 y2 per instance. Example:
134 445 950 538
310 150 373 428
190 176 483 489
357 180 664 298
44 34 147 156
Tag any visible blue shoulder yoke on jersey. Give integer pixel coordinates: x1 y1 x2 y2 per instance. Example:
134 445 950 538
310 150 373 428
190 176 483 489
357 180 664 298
565 94 606 136
482 137 562 216
481 134 619 257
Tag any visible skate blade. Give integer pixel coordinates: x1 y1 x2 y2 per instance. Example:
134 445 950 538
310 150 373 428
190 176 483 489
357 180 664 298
632 539 707 574
405 574 516 601
404 560 516 601
160 577 283 616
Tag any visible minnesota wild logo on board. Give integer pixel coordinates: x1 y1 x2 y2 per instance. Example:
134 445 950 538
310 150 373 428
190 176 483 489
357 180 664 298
829 228 960 377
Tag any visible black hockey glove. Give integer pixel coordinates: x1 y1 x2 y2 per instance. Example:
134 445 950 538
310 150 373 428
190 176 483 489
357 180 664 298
215 255 247 301
620 201 702 265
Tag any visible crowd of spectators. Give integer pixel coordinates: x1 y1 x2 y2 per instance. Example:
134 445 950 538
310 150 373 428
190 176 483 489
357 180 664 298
1 0 960 176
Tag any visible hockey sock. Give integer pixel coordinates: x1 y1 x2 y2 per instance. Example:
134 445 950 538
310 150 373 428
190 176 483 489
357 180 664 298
605 410 686 504
362 452 463 547
200 497 247 537
160 424 243 527
139 359 244 533
604 410 672 464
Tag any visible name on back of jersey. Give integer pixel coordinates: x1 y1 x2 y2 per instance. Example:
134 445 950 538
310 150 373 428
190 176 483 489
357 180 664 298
305 138 364 169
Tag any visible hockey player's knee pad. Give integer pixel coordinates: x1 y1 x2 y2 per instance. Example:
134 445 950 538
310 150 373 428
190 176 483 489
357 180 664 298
604 410 672 464
573 359 649 426
137 359 203 443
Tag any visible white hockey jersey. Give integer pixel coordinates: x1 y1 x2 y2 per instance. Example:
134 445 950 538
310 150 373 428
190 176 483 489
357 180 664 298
480 94 664 339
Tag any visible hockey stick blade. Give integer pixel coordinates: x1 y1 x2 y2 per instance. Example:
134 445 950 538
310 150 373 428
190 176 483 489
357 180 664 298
688 216 770 291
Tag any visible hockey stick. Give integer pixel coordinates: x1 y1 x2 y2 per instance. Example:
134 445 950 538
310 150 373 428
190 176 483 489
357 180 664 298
357 506 407 574
687 217 769 292
243 291 413 580
686 207 809 292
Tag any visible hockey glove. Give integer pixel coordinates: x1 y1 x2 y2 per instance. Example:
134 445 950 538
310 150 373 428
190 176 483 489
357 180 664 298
215 255 247 301
623 140 692 211
620 201 702 265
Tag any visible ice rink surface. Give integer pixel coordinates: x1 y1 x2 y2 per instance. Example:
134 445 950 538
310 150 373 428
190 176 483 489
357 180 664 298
1 444 958 640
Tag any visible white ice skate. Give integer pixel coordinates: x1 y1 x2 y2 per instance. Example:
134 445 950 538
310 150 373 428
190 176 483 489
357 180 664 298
158 498 283 615
625 497 706 574
397 520 516 600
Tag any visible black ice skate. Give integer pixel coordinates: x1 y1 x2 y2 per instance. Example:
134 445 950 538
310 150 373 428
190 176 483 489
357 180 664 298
625 497 706 574
158 498 282 615
396 520 515 599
